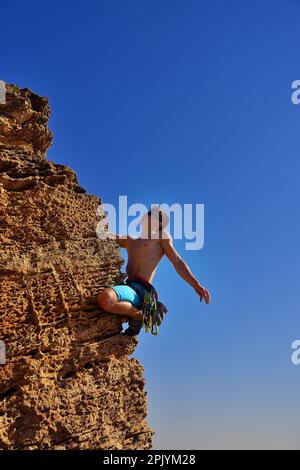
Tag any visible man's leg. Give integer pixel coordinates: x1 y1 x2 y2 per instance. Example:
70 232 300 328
97 288 142 320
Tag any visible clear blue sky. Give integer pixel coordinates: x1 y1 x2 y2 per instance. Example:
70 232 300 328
2 0 300 449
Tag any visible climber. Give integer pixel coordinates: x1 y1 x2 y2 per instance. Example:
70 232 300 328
97 206 210 336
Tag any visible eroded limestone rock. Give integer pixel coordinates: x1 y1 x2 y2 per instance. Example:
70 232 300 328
0 84 152 450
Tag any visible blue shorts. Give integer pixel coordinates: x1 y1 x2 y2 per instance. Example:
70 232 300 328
111 284 143 308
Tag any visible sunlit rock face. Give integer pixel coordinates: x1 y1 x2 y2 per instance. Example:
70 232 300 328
0 84 152 450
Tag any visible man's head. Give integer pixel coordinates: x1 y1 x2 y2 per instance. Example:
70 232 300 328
141 206 169 237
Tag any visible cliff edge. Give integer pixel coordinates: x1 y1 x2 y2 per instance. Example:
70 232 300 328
0 84 153 449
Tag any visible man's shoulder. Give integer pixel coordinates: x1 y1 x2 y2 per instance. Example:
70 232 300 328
160 230 173 243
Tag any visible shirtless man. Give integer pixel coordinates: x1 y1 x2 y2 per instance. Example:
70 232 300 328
97 207 210 335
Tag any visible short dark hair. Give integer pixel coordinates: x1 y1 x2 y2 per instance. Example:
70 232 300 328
147 207 169 231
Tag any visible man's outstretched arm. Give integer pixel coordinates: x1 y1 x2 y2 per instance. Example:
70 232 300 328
161 233 210 304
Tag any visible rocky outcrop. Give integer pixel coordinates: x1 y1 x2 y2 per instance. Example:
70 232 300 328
0 84 153 449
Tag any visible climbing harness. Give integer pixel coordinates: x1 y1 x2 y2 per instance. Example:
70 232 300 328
125 276 168 335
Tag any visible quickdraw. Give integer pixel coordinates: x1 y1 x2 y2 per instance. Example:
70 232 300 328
126 277 168 335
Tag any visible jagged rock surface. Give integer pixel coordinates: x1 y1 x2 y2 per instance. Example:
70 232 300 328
0 84 153 450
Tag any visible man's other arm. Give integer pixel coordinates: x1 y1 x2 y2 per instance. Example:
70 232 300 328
161 232 210 304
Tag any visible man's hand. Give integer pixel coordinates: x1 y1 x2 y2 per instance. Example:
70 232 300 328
195 284 211 304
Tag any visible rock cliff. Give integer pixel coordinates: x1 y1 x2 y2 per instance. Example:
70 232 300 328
0 84 153 449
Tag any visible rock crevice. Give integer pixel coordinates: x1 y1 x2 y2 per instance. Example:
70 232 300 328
0 84 153 450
